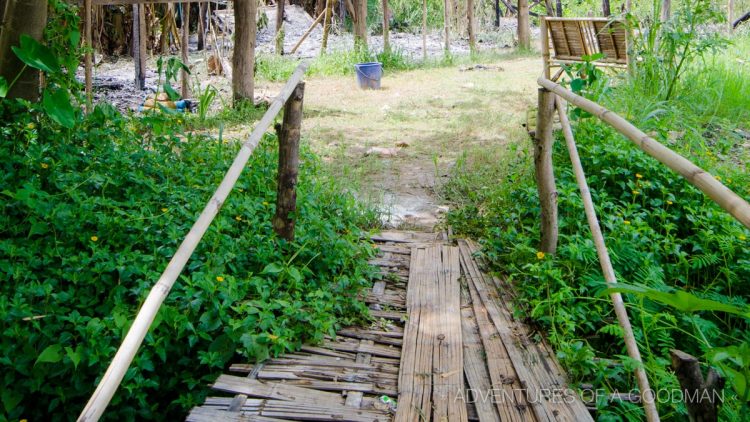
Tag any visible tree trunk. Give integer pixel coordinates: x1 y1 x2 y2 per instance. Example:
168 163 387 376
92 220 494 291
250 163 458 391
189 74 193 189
534 88 557 254
422 0 427 60
0 0 48 101
353 0 367 49
670 350 724 422
273 82 305 241
133 4 146 90
495 0 500 26
276 0 285 54
517 0 529 50
728 0 734 31
382 0 389 52
198 2 206 50
467 0 475 52
443 0 450 52
321 0 333 53
602 0 611 16
556 0 562 16
233 0 256 103
181 2 190 98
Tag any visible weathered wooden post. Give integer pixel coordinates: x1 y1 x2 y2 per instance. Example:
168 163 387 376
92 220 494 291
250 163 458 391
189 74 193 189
534 88 558 254
382 0 390 52
467 0 476 53
273 82 305 241
84 0 93 109
276 0 285 55
670 349 724 422
133 4 146 90
321 0 333 54
181 2 190 98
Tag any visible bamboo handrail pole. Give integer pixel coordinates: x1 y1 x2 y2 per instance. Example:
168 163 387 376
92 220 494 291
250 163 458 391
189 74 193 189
290 11 326 54
78 62 309 422
556 98 660 422
539 77 750 230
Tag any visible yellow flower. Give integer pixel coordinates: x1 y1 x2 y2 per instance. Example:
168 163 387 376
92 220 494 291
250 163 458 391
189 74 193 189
161 208 168 213
40 163 49 169
216 276 224 282
706 150 713 156
715 176 722 181
26 123 35 130
90 236 98 242
623 220 631 225
632 190 640 195
536 251 545 260
666 200 673 205
740 235 747 241
262 201 269 206
235 216 242 221
727 178 732 183
238 188 245 193
635 173 643 179
268 334 279 341
20 419 28 422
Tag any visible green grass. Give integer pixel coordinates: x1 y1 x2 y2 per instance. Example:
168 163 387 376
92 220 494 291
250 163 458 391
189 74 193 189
255 47 532 82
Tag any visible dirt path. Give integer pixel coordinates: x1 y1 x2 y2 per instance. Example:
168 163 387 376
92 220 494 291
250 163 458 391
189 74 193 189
299 56 541 229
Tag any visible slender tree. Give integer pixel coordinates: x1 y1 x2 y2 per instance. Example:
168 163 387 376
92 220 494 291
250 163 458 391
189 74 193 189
518 0 530 50
602 0 611 16
467 0 475 52
233 0 256 103
0 0 47 100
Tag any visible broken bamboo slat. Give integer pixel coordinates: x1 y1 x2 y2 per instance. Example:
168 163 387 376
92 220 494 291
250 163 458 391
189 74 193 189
555 97 660 422
540 77 750 230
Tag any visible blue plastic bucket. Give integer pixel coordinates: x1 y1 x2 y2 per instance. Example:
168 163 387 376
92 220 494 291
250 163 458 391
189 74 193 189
354 62 383 89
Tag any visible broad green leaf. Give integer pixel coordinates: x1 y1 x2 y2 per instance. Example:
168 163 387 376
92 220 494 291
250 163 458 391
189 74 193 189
0 76 8 98
601 284 750 317
163 82 180 101
11 35 60 73
261 262 284 275
35 344 63 364
42 88 76 128
1 389 22 412
65 346 82 369
571 78 586 93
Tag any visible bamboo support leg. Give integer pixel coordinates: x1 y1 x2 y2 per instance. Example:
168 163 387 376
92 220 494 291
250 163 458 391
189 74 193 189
133 4 146 90
273 82 305 241
555 97 659 422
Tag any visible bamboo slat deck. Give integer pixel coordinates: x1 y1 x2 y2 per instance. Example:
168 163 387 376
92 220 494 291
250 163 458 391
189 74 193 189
188 232 593 421
543 17 628 77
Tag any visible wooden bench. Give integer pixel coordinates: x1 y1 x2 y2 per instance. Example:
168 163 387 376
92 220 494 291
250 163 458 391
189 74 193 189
541 17 629 80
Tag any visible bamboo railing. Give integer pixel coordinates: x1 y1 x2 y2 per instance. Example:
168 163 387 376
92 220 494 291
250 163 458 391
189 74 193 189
78 62 309 421
534 78 750 422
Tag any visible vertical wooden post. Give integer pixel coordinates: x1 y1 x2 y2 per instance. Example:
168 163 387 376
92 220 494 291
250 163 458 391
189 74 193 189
276 0 285 54
443 0 450 53
273 82 305 241
534 88 557 254
518 0 530 49
541 16 550 79
602 0 611 16
422 0 427 60
382 0 390 52
321 0 333 54
198 2 206 50
133 4 146 90
181 2 190 98
670 350 724 422
467 0 475 53
84 0 93 110
356 0 367 49
495 0 500 27
233 0 256 102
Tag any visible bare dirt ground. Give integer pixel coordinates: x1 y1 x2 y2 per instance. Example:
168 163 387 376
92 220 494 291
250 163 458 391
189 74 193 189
300 56 541 229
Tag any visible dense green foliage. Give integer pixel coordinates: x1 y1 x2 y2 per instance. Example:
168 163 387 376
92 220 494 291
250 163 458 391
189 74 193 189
446 25 750 422
0 3 378 420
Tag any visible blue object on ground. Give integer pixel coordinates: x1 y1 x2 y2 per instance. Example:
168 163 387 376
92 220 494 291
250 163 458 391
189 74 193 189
354 62 383 90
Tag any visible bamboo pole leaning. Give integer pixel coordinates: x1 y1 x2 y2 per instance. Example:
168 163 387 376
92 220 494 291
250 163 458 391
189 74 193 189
290 11 326 54
538 77 750 230
77 62 310 422
555 97 660 422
